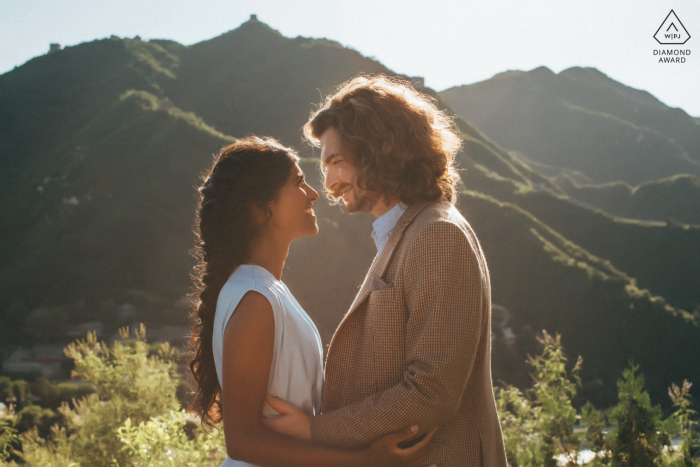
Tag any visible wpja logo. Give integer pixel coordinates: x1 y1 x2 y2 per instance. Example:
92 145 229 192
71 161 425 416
653 10 691 63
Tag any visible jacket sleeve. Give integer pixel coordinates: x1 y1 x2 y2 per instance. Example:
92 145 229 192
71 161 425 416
309 220 486 448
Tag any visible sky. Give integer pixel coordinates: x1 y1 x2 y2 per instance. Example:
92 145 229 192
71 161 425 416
2 0 699 116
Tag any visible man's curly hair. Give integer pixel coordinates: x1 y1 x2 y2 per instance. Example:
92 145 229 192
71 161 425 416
304 74 462 205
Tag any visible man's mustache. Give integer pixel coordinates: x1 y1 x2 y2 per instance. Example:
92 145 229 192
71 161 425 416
329 183 353 199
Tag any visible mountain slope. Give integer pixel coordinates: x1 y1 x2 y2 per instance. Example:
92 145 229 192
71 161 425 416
0 90 233 336
440 66 700 186
164 19 393 147
556 174 700 225
460 190 699 406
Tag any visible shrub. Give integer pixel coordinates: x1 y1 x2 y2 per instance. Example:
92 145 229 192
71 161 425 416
496 332 700 467
31 377 95 410
1 325 225 466
661 380 700 467
15 405 62 438
0 379 32 411
606 363 667 466
496 331 585 466
0 404 19 462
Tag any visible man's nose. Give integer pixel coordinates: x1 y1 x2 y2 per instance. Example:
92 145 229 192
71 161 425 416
324 168 337 192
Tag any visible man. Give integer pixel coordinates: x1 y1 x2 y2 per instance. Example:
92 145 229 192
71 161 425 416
268 75 507 467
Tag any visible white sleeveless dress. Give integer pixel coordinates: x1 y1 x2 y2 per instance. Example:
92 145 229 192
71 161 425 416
212 264 324 467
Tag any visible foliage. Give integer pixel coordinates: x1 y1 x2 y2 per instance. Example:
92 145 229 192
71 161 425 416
496 332 700 467
662 381 700 466
15 405 62 438
0 376 96 440
606 363 667 466
2 328 698 466
497 331 585 466
116 411 226 466
31 377 95 410
0 379 32 411
0 404 19 462
0 326 225 466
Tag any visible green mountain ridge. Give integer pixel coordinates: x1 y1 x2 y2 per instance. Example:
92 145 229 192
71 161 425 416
1 90 233 323
462 165 700 312
459 190 698 405
1 17 698 407
556 174 700 225
453 115 700 313
163 19 394 147
439 66 700 186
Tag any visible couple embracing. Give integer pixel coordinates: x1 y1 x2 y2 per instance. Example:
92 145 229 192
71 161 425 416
188 75 507 467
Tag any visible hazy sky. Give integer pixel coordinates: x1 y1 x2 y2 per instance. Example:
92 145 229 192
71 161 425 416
2 0 699 115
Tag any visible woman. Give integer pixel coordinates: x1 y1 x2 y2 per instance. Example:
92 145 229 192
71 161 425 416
188 136 435 467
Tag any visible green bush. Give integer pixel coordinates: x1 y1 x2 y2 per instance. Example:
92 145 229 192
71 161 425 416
0 325 225 466
662 381 700 467
0 379 32 411
496 332 700 467
497 331 585 466
15 405 62 439
606 364 667 466
31 377 95 410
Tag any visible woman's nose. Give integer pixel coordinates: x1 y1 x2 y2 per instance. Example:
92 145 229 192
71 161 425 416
308 185 319 202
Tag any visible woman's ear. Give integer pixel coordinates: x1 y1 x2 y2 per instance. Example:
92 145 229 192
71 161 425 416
250 204 270 228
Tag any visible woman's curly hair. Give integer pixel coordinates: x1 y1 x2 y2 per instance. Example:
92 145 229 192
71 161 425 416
188 136 298 427
304 74 462 205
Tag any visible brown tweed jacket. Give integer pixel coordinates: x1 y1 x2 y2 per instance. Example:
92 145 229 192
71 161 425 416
309 200 507 467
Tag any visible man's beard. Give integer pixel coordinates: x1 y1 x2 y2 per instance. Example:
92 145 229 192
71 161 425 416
335 184 380 213
347 188 380 213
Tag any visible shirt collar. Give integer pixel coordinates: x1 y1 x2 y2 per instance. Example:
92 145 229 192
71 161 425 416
371 202 408 254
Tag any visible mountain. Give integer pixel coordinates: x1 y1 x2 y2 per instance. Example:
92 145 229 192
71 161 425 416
1 17 698 407
556 174 700 225
458 190 698 407
439 66 700 186
453 119 700 313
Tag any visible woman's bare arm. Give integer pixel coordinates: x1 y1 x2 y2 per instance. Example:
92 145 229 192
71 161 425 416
220 290 434 467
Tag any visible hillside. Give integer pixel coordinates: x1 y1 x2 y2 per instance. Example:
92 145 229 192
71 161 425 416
459 190 699 407
164 21 393 147
1 16 698 407
0 90 234 337
440 66 700 186
453 119 700 313
462 166 700 311
556 174 700 225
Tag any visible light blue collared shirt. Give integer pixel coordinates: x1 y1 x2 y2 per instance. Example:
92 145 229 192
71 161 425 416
371 202 408 255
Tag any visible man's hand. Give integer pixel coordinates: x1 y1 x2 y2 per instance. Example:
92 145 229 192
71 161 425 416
262 395 311 440
364 425 439 467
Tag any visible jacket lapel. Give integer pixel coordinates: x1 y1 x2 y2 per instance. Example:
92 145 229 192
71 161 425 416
342 201 431 322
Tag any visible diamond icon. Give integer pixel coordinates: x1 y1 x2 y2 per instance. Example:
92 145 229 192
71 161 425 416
654 10 691 45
